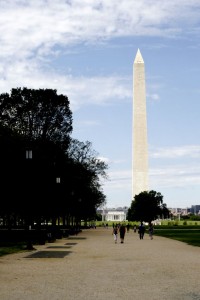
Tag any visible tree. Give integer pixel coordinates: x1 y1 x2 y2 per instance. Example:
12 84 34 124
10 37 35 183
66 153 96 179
0 88 73 228
0 87 72 150
68 139 108 179
0 124 24 227
67 139 108 220
0 88 108 229
160 203 170 219
127 190 167 223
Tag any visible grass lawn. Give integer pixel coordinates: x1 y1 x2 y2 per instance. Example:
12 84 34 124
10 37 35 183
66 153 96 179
154 229 200 247
0 242 28 257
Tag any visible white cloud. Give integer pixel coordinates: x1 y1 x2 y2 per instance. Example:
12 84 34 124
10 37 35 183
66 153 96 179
148 146 200 189
104 169 132 191
1 0 200 209
147 93 160 101
103 159 200 194
0 59 131 110
97 156 110 164
150 163 200 189
150 145 200 158
1 0 200 59
0 0 199 109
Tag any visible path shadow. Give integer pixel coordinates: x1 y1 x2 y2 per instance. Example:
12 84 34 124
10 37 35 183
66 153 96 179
68 237 86 240
46 246 72 249
25 251 72 258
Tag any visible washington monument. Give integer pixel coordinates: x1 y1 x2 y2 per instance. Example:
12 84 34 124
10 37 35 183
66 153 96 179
132 49 149 199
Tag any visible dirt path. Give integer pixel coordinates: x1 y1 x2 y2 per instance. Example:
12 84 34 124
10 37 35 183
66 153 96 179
0 227 200 300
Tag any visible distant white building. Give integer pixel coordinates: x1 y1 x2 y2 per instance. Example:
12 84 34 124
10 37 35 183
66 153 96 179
99 207 128 222
105 211 126 222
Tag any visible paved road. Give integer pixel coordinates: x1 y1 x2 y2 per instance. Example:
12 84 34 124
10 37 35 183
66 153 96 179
1 227 200 300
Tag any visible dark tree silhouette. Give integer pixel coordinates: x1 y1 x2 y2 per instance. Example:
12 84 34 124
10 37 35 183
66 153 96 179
127 190 168 223
0 87 72 150
67 139 108 222
0 88 108 230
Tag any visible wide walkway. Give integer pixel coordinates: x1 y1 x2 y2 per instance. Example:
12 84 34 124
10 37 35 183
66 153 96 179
0 227 200 300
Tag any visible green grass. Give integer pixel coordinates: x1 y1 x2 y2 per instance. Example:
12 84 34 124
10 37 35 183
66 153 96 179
154 229 200 247
0 242 28 257
161 220 200 226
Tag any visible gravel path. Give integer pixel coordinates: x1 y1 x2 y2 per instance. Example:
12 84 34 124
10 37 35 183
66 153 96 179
0 227 200 300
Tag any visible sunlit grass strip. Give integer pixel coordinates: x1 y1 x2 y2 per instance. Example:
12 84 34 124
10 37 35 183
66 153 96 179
154 229 200 247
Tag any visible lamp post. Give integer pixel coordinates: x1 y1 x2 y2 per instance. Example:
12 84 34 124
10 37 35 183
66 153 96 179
77 198 82 230
26 149 33 231
56 176 61 226
25 149 35 250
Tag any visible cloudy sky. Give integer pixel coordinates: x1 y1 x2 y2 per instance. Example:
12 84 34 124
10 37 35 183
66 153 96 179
1 0 200 209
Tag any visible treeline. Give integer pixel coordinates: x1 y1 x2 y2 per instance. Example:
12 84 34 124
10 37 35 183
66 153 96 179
0 88 108 230
181 214 200 221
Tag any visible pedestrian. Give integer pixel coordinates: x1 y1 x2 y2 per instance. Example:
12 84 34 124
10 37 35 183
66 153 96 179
119 223 126 243
138 222 145 240
148 222 154 240
133 224 137 233
112 225 118 244
126 223 130 232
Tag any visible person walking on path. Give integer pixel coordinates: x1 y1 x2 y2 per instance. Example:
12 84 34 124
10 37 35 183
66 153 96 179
138 222 145 240
148 222 154 240
119 223 126 243
126 223 130 232
112 225 118 243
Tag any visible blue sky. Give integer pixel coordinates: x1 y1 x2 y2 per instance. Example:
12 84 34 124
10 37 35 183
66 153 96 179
1 0 200 209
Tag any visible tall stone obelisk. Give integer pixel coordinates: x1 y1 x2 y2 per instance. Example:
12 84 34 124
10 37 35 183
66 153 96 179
132 49 149 198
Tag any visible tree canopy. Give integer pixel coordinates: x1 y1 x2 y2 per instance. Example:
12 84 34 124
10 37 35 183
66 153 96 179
0 87 72 150
0 87 108 228
127 190 169 223
67 139 108 219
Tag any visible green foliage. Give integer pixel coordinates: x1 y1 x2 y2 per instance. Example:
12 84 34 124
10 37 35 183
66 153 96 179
189 214 200 221
0 242 27 257
0 88 108 226
67 139 108 219
161 220 200 226
95 213 102 221
127 190 168 223
154 229 200 247
0 87 73 150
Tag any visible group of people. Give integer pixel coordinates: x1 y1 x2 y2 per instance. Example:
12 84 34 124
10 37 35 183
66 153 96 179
112 222 154 243
138 222 154 240
112 223 126 243
112 224 126 244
